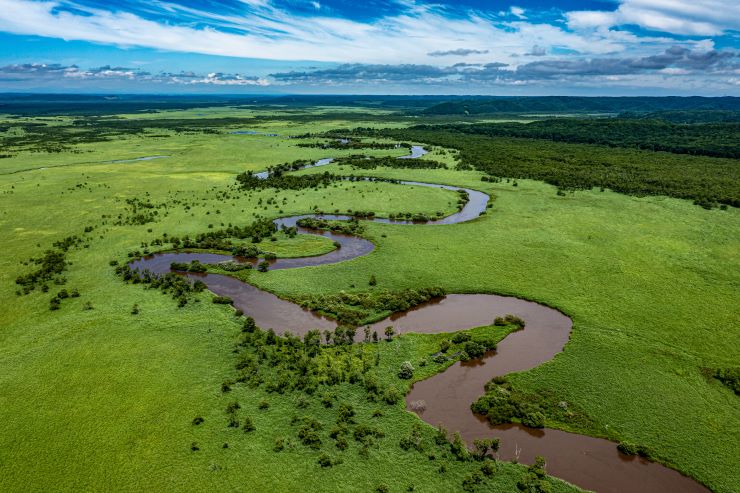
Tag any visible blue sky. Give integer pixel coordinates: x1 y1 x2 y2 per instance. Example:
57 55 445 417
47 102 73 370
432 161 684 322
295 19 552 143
0 0 738 95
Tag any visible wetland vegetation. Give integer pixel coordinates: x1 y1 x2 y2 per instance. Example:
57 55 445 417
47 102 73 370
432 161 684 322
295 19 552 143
1 96 738 493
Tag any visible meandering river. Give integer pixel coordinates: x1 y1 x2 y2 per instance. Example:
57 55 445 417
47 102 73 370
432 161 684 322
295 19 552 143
130 147 708 493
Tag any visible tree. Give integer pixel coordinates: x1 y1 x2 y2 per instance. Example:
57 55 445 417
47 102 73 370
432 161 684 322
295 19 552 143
304 329 321 356
473 438 500 460
384 326 395 341
450 432 469 461
242 317 257 333
398 361 414 379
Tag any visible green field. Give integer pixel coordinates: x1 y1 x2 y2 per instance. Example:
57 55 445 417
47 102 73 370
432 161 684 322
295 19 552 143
0 107 738 492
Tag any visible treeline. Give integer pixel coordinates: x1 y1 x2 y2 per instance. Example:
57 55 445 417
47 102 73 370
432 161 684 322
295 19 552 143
0 116 250 155
295 287 446 326
237 170 341 191
359 127 739 209
150 219 278 254
619 110 740 124
413 119 740 159
297 217 365 235
116 264 207 307
421 96 740 115
296 140 405 150
335 155 447 170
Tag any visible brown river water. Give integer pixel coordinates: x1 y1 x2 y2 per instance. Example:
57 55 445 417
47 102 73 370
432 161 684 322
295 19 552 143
129 149 708 493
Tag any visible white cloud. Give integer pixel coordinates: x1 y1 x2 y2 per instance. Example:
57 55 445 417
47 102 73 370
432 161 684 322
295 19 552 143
510 6 526 19
567 0 740 36
0 0 713 69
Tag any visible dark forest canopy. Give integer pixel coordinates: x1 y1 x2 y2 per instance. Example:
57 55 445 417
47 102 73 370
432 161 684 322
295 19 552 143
421 96 740 115
414 119 740 159
354 127 740 209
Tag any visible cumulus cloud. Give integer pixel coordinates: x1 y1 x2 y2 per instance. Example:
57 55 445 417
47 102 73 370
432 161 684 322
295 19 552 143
267 47 738 86
567 0 740 36
428 49 490 57
0 63 268 86
525 45 547 56
515 46 738 78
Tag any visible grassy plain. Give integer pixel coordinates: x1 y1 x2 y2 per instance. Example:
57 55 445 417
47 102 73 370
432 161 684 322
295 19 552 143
0 111 576 492
0 106 738 492
286 164 740 493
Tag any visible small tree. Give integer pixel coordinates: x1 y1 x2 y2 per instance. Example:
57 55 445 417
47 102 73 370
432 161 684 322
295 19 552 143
243 416 256 432
304 329 321 356
473 438 500 460
257 261 270 272
450 432 469 461
384 326 395 341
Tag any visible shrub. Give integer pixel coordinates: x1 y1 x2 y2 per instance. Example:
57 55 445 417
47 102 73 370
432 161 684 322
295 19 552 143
451 332 471 344
398 361 414 379
617 442 638 455
337 403 355 424
192 416 204 425
481 462 497 477
712 367 740 394
462 471 483 491
257 261 270 272
522 411 545 428
258 399 270 410
462 341 486 360
494 314 525 328
212 296 233 304
131 303 140 315
242 416 256 432
297 417 323 449
434 425 449 446
450 432 469 461
440 339 451 353
383 386 401 405
274 437 285 452
335 436 349 451
376 484 390 493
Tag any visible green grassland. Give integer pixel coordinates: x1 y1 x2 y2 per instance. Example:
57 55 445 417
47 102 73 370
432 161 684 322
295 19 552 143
0 120 568 492
0 106 738 492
